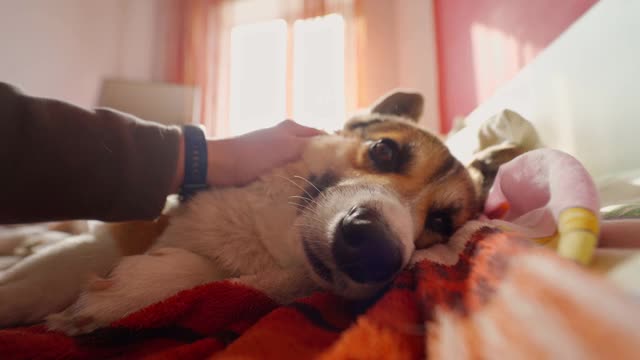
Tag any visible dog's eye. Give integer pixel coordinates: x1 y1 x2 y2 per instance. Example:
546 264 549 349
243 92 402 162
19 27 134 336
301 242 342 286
425 210 454 236
369 138 399 172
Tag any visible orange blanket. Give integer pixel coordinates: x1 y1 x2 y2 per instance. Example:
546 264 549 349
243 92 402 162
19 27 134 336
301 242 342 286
1 222 639 359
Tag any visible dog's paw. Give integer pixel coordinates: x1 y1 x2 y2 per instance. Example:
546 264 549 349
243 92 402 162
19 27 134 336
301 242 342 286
0 264 90 328
45 275 120 336
45 247 222 336
46 308 106 336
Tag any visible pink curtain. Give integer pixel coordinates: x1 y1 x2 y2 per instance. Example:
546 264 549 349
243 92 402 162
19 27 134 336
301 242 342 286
165 0 222 132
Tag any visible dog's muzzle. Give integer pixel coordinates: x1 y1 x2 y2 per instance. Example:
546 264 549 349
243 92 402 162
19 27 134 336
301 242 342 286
332 205 403 283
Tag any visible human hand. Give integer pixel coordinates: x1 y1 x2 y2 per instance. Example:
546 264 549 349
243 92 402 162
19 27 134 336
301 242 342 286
206 120 325 186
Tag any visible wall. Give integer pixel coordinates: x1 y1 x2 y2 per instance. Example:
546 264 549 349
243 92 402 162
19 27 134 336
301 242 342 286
358 0 440 131
434 0 597 132
0 0 166 108
447 0 640 181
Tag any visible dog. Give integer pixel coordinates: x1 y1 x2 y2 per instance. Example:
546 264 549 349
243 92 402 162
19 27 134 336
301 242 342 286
0 91 478 335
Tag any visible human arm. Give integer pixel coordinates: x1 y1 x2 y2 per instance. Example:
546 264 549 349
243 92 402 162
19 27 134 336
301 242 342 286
202 120 324 187
0 82 181 223
169 119 324 193
0 82 322 223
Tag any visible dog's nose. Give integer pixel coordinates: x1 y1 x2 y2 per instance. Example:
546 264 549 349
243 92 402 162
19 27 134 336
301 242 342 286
333 206 403 283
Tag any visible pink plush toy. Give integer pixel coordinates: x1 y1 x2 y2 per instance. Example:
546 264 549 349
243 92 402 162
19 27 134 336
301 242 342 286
483 148 600 264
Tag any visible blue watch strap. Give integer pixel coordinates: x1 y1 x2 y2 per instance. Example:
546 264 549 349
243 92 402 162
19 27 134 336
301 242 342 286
180 124 209 201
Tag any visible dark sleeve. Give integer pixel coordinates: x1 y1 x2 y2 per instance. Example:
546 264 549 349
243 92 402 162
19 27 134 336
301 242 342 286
0 82 181 224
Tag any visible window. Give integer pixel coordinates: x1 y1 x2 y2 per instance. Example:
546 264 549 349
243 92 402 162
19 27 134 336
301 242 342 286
229 19 288 136
228 14 346 135
293 14 346 132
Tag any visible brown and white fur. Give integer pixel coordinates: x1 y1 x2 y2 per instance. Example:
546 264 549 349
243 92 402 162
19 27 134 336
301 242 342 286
0 91 478 335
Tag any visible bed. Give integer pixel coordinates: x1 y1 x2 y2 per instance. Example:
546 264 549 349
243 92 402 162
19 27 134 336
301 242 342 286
1 1 640 358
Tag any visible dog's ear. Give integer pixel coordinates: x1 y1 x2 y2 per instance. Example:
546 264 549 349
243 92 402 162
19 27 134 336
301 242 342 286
371 91 424 122
467 143 528 206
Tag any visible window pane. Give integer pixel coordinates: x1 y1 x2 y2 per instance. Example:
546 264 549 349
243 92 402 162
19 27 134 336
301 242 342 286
293 14 346 132
229 19 287 135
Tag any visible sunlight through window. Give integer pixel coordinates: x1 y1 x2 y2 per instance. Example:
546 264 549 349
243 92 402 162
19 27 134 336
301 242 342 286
229 19 287 135
293 14 346 132
228 14 346 135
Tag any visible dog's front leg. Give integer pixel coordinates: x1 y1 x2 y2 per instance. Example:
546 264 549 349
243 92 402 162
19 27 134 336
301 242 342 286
46 247 226 335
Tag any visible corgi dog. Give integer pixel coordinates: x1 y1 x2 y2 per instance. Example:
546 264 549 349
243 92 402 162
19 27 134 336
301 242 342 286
0 91 478 335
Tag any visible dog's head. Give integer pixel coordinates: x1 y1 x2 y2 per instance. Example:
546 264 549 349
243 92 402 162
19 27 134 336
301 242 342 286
295 91 478 299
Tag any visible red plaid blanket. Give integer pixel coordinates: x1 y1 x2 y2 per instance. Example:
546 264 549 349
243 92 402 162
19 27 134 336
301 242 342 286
2 222 639 359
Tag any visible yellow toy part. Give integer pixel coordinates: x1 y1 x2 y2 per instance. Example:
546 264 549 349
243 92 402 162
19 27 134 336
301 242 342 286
534 208 599 265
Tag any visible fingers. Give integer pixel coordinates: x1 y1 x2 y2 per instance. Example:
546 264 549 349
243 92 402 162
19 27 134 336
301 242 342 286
287 136 312 158
276 119 325 137
207 120 322 186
